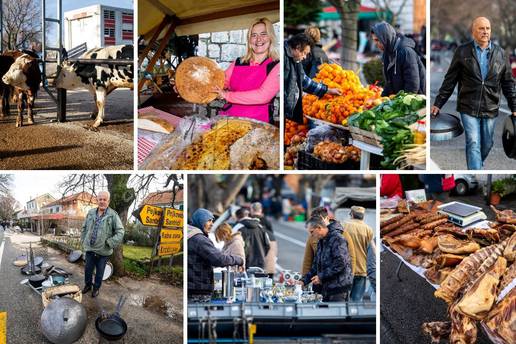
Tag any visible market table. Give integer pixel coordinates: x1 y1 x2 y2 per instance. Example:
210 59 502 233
351 140 383 170
188 301 376 340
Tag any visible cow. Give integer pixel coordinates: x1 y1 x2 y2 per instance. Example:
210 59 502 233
1 51 41 127
54 45 134 128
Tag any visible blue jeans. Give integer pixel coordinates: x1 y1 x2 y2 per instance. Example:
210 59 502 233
84 251 109 289
460 113 496 170
350 276 367 302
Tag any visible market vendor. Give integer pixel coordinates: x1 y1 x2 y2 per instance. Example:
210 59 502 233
370 21 425 97
302 26 329 78
188 208 244 303
81 191 125 298
285 33 342 124
299 217 353 302
212 17 279 123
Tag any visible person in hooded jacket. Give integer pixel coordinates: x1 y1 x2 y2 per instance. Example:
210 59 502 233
233 207 270 270
371 21 425 96
188 208 244 302
300 217 353 302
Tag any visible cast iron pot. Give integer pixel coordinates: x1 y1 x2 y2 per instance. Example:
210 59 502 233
502 115 516 159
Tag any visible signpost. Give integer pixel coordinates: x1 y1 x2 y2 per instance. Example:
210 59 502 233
133 205 184 275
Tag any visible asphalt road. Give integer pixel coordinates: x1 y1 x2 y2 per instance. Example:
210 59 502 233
429 51 516 170
0 228 183 344
380 249 491 344
271 209 376 273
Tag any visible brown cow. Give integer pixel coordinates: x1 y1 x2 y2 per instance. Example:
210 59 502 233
2 52 41 127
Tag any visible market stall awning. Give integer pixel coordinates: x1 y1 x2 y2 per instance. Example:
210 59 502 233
332 187 376 208
139 0 280 37
319 5 391 21
29 213 85 220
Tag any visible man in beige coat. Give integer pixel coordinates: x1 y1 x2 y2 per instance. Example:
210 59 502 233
342 206 373 302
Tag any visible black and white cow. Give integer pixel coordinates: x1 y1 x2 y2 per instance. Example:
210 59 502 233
54 45 134 128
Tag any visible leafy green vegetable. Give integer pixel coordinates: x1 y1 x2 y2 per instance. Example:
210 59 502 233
348 91 426 169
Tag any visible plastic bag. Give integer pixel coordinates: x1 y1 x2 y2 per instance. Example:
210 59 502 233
306 125 338 153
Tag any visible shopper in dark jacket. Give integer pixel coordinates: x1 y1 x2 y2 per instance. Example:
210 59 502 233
284 33 341 123
371 21 425 96
233 207 270 270
250 202 277 274
302 26 329 78
431 17 516 170
301 217 353 302
188 208 244 302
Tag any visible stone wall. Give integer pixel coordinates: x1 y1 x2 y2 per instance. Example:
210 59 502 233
195 23 280 122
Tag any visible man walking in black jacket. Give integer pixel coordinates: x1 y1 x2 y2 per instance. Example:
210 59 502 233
431 17 516 169
300 217 353 302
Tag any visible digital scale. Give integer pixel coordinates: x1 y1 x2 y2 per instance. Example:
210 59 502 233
438 201 487 227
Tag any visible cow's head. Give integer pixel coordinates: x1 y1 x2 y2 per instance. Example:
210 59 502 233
54 61 81 89
2 54 38 90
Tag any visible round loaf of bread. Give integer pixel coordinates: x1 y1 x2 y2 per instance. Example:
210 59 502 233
175 56 225 104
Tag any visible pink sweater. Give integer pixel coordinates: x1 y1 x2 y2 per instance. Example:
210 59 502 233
224 60 280 105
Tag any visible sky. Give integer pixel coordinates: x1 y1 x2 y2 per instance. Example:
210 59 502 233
13 173 70 206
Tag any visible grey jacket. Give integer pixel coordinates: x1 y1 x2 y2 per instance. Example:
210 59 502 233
81 207 125 256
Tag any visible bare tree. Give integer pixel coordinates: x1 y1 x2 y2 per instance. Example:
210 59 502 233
58 174 182 276
2 0 41 50
327 0 361 71
188 175 249 214
0 194 18 220
0 174 13 197
369 0 409 26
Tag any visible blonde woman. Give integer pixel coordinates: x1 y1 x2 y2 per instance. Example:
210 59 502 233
215 222 246 270
214 17 280 123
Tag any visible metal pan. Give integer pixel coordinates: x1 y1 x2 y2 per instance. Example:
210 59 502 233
29 274 47 288
95 295 127 341
68 250 83 263
102 262 113 281
21 265 41 275
430 113 464 141
502 115 516 159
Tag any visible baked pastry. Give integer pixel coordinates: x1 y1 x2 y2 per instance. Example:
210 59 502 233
175 56 225 104
139 114 175 133
229 128 279 170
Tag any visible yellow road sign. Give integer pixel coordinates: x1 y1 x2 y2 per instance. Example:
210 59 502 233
160 229 183 244
163 208 183 228
158 243 181 256
0 312 6 344
139 205 163 227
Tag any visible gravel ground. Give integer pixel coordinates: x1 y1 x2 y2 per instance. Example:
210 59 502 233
0 88 134 170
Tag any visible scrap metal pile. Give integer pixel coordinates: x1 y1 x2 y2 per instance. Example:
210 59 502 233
381 201 515 344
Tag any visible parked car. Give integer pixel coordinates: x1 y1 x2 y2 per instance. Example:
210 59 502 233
453 174 479 195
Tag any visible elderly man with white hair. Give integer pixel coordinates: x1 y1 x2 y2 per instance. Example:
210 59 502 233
80 191 125 297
